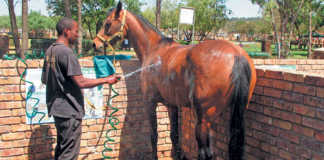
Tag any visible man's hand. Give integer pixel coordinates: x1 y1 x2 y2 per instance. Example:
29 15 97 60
106 75 121 84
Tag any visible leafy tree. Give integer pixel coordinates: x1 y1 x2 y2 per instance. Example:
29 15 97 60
161 0 179 38
185 0 229 41
28 12 56 33
142 6 155 25
0 16 11 29
46 0 144 39
251 0 306 58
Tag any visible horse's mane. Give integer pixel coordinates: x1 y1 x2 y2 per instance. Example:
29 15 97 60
133 12 174 43
106 8 174 44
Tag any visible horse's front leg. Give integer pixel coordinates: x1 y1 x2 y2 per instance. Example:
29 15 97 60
144 99 158 159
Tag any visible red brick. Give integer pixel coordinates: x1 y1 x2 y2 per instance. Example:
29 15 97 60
0 77 21 85
0 147 24 157
256 78 273 87
0 109 11 117
316 87 324 98
316 109 324 120
292 125 314 137
2 132 25 140
0 125 10 134
0 93 24 101
293 104 315 117
304 95 324 107
293 83 316 96
264 107 301 123
255 69 265 77
263 87 282 98
302 117 324 130
281 91 304 104
315 132 324 142
283 72 304 83
279 130 300 144
272 79 293 91
265 70 284 79
0 85 20 93
273 100 293 111
0 101 23 109
273 119 292 130
0 117 21 125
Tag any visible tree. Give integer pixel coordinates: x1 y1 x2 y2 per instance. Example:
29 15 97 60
161 0 179 39
251 0 306 58
46 0 144 39
22 0 28 59
123 0 144 14
28 12 56 32
77 0 82 55
7 0 21 58
64 0 72 18
156 0 162 29
185 0 229 41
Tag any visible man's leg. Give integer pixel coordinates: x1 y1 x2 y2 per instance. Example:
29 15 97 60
54 116 82 160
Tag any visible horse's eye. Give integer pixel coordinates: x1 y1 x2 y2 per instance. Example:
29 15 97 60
105 23 111 34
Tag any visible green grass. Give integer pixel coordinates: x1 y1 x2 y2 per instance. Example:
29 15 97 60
241 42 309 59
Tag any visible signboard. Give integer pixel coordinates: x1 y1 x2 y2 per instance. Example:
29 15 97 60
179 7 195 25
25 68 104 124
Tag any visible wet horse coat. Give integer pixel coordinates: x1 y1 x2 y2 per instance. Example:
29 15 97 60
93 3 256 160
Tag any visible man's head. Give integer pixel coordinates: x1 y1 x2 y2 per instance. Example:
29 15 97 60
56 17 79 45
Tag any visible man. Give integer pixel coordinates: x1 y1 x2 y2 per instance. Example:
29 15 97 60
41 17 120 160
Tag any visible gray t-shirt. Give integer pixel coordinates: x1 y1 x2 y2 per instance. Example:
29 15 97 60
41 42 84 119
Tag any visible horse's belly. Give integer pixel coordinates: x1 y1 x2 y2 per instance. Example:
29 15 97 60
157 80 191 107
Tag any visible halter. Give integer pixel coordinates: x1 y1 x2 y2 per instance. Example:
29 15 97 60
96 10 127 51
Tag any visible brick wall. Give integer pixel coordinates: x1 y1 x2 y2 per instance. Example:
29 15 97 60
254 59 324 75
0 58 324 160
0 59 172 160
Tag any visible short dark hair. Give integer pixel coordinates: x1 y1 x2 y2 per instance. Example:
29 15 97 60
56 17 75 36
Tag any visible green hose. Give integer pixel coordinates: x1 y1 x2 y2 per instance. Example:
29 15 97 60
3 55 45 124
102 84 120 159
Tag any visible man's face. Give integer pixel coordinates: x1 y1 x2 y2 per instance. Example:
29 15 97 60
67 21 79 45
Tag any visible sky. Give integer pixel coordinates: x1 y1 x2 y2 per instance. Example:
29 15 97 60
0 0 261 18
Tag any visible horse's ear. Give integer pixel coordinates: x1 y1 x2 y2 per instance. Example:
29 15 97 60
115 1 122 18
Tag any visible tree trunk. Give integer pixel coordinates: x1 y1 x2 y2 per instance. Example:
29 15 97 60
156 0 162 29
77 0 82 55
64 0 72 18
22 0 28 59
308 10 312 58
8 0 21 58
270 6 281 58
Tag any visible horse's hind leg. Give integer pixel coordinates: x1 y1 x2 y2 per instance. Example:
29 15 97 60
144 100 158 159
195 105 213 160
167 106 182 160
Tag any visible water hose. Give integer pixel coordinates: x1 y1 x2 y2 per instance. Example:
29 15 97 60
3 54 45 124
102 84 120 159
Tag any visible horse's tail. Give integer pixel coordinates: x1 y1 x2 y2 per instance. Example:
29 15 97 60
228 55 252 160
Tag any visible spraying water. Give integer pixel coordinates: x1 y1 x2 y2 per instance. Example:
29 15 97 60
123 60 161 79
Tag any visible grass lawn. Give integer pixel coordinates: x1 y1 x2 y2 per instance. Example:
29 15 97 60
241 41 309 59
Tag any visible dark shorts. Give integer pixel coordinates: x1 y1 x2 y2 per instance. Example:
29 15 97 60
54 116 82 160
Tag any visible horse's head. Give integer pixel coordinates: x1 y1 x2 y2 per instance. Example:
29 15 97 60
93 1 127 50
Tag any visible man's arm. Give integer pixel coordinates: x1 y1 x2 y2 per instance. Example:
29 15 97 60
72 74 120 89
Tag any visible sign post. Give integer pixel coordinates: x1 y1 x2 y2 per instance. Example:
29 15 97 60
178 7 195 44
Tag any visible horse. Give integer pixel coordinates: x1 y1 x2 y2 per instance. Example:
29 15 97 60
93 2 256 160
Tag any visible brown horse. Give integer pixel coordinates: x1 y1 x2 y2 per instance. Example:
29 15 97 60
93 2 256 160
